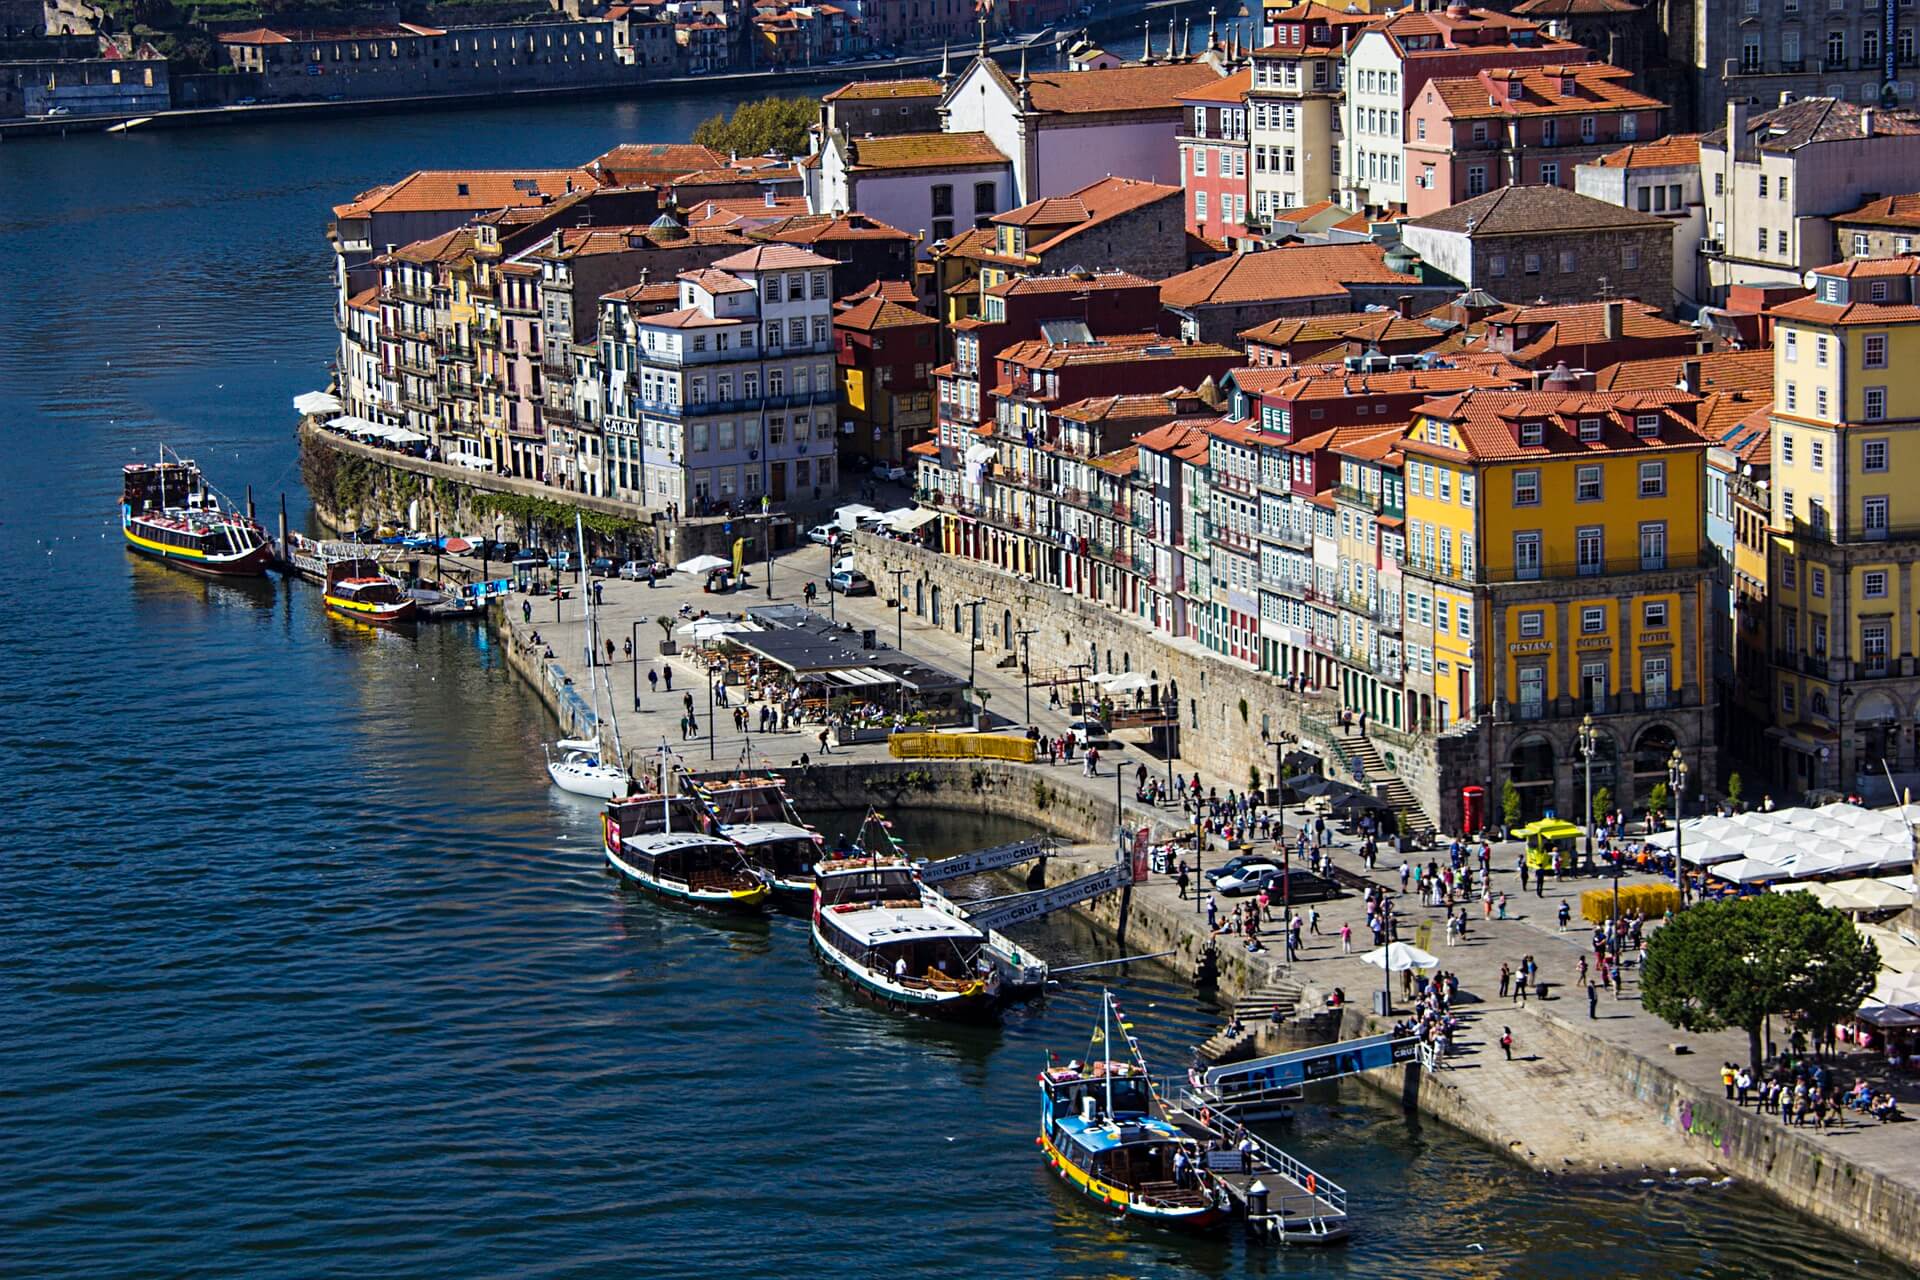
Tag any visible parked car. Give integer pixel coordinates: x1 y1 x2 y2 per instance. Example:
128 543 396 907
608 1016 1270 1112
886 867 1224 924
875 464 908 482
511 549 548 570
553 549 577 572
618 560 651 581
1065 718 1107 745
472 538 516 561
1223 868 1340 902
807 523 839 545
831 554 857 576
589 556 616 577
1205 854 1272 886
828 570 875 595
1212 862 1283 896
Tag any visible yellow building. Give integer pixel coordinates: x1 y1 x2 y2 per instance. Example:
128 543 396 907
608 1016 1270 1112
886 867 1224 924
1766 257 1920 795
1399 384 1716 821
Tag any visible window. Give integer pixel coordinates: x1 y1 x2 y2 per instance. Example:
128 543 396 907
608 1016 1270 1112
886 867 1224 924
1582 606 1606 633
1865 495 1890 539
1639 460 1666 497
1643 600 1668 629
1513 469 1540 503
930 184 953 217
1577 526 1604 576
1759 174 1769 198
1778 229 1790 255
1812 566 1826 597
1518 609 1545 638
1785 330 1798 362
1195 190 1209 221
1467 165 1488 197
1811 439 1825 471
1558 247 1575 273
1782 434 1795 465
1193 146 1207 176
1643 655 1670 709
1865 569 1889 597
1817 387 1830 417
1864 438 1889 472
974 182 995 214
1785 382 1798 412
1576 464 1602 501
1866 387 1887 420
1489 251 1506 277
1635 413 1660 438
1856 232 1873 257
1865 333 1888 368
1623 244 1640 271
1578 417 1603 442
1514 532 1542 580
1816 335 1830 367
1524 253 1542 274
1639 521 1667 570
1542 163 1560 188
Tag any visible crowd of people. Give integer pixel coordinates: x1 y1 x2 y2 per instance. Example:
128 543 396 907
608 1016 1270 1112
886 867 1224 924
1722 1059 1904 1127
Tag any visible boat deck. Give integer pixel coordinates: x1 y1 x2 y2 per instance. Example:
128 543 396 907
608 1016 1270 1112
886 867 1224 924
1165 1102 1349 1244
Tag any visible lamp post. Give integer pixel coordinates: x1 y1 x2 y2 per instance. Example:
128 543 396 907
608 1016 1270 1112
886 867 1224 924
889 568 909 651
962 597 986 697
763 499 773 600
1577 714 1597 864
631 619 645 710
708 665 717 761
1668 747 1689 903
1165 689 1177 808
1016 626 1038 725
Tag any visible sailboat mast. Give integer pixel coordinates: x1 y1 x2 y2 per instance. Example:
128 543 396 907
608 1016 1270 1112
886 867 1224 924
1102 989 1114 1119
661 741 672 835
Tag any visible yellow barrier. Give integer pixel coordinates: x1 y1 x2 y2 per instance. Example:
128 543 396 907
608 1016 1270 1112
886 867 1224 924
1579 883 1681 924
887 732 1037 763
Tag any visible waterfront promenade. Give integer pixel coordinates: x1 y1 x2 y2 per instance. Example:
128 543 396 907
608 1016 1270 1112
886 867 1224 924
465 534 1920 1263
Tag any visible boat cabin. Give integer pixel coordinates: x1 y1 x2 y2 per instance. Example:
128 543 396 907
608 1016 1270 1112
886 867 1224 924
722 821 824 882
619 832 761 894
606 793 712 841
697 777 797 825
122 460 207 517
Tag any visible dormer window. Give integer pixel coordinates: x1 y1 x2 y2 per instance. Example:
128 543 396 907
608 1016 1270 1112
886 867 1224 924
1578 417 1602 442
1822 277 1842 303
1635 413 1660 438
1519 421 1545 446
1872 280 1890 302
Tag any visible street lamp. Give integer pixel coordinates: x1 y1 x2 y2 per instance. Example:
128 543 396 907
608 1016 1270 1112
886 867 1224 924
1016 626 1038 726
631 618 645 710
1577 714 1597 864
962 597 986 697
1668 747 1689 902
708 665 717 761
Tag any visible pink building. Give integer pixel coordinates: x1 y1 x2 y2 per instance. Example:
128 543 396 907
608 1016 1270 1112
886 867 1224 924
1177 68 1253 242
1404 62 1667 218
497 261 547 480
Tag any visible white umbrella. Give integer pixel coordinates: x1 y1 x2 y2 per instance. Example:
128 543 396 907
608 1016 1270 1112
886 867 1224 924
1711 857 1789 884
1105 672 1154 695
675 554 731 575
1362 942 1438 972
294 390 342 415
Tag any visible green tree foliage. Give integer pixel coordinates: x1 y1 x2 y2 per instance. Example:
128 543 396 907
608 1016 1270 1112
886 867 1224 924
693 97 818 159
1500 778 1521 829
1727 772 1744 809
1591 785 1613 826
1646 781 1671 820
1641 893 1879 1072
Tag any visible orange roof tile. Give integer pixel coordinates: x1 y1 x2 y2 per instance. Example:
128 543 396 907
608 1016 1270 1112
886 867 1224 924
587 143 725 186
711 243 839 272
1424 62 1662 121
641 306 740 329
846 132 1008 171
333 169 599 220
1178 67 1253 105
1404 387 1707 462
1588 133 1702 170
1593 348 1774 393
1159 242 1418 308
679 268 755 294
834 297 936 332
1020 62 1226 114
992 176 1182 253
392 227 474 265
823 77 942 101
1834 191 1920 229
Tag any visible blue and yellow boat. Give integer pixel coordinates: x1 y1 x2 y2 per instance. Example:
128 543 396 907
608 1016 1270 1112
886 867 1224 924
1037 993 1229 1231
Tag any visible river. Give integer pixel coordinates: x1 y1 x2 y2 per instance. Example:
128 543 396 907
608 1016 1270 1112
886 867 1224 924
0 93 1904 1279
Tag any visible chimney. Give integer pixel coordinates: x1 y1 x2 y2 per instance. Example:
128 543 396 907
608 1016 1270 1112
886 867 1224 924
1863 107 1877 137
1779 90 1794 107
1678 357 1701 393
1397 294 1413 318
1543 359 1578 391
1602 299 1623 340
1727 99 1752 161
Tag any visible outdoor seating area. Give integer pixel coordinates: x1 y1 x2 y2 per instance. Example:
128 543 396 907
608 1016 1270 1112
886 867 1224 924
1645 802 1920 888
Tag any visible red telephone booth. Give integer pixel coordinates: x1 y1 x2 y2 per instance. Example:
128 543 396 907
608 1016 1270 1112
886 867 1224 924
1461 785 1486 836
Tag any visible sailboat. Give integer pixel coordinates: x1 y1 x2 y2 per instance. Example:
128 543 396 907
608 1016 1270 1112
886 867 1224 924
602 742 773 910
546 514 630 799
1037 990 1230 1231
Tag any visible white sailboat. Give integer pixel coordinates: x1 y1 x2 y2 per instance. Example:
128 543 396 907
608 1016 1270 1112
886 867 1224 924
546 515 631 799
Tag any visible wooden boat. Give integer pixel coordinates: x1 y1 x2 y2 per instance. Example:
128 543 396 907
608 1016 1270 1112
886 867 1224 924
121 453 271 577
690 771 825 901
322 560 418 625
809 818 1001 1019
1038 991 1230 1231
600 746 770 910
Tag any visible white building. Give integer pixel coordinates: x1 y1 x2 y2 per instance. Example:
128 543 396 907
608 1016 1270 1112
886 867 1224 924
1576 133 1706 308
813 130 1012 256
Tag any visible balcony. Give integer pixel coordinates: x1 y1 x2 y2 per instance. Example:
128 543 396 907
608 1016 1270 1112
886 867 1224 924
1774 650 1831 680
1334 483 1388 513
384 283 432 306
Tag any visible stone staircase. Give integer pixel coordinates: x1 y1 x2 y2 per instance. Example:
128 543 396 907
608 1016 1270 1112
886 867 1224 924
1196 977 1304 1065
1337 729 1433 836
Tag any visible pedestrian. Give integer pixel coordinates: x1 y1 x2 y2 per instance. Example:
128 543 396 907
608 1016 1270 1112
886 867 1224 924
663 667 673 691
1206 894 1219 932
1309 905 1321 935
1498 962 1511 998
1736 1067 1752 1107
1557 900 1571 932
1722 1063 1737 1100
1340 921 1352 954
1256 887 1271 923
623 637 633 660
522 599 532 624
819 728 831 755
1587 980 1599 1019
1399 860 1411 892
647 668 658 694
1177 866 1191 900
1519 859 1530 892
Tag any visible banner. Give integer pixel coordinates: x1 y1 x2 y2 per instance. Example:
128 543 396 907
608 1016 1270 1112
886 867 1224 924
732 537 745 578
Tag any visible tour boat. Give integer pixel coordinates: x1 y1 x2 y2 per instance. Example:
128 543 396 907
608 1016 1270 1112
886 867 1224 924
690 772 825 901
1038 991 1230 1231
809 816 1001 1018
322 561 418 626
601 745 771 910
121 454 271 577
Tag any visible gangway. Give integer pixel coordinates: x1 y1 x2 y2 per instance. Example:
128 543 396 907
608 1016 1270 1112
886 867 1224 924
1162 1091 1351 1244
956 860 1131 932
918 838 1054 884
1201 1031 1419 1095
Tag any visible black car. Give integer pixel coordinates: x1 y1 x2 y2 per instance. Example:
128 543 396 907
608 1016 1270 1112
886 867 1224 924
1236 868 1340 904
473 538 518 561
589 556 617 577
511 549 549 570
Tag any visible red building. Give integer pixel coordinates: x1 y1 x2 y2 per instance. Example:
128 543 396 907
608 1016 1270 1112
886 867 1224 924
834 297 940 470
1177 68 1254 243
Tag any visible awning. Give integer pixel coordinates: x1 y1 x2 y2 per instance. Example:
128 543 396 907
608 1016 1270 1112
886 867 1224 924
387 427 429 443
964 443 996 465
295 391 342 416
814 667 897 688
889 508 940 532
326 414 381 435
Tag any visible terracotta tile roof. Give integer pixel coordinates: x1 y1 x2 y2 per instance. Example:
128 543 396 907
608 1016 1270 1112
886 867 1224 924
1055 392 1186 424
1716 398 1773 466
539 226 665 258
996 196 1092 228
685 196 812 227
753 212 915 243
1178 67 1253 105
823 77 942 101
1258 362 1528 402
1271 198 1341 222
1374 6 1573 55
1331 210 1375 233
1020 62 1226 114
1425 62 1663 121
220 22 442 42
1159 242 1418 309
392 227 474 265
1331 425 1410 463
839 279 920 308
988 269 1157 297
587 143 726 186
1479 299 1697 360
909 439 941 456
679 268 755 294
602 281 682 307
1593 348 1774 393
998 335 1239 372
1701 96 1920 151
346 285 380 312
847 131 1008 171
1089 444 1141 475
639 306 740 329
1822 255 1920 278
1135 420 1212 464
930 225 1003 261
332 169 599 220
1834 192 1920 228
1407 183 1668 234
1403 387 1706 462
710 243 840 272
1239 308 1441 348
1767 296 1920 325
1588 133 1701 170
834 297 936 332
1696 388 1770 444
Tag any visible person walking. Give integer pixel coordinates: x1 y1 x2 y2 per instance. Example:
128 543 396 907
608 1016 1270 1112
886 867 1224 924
1557 900 1571 932
648 668 658 695
522 599 532 624
1206 894 1219 932
1340 921 1352 955
663 666 673 691
1586 979 1599 1020
1498 962 1511 999
818 727 832 755
1176 864 1190 900
1500 1026 1514 1062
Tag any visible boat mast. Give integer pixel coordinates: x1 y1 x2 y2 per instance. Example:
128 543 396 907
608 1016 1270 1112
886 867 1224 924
1102 988 1114 1119
660 740 672 835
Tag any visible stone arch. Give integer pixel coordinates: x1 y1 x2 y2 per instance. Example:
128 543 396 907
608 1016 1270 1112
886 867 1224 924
1003 608 1013 650
1631 722 1681 780
914 580 924 617
1858 691 1902 723
929 583 942 625
1508 734 1557 822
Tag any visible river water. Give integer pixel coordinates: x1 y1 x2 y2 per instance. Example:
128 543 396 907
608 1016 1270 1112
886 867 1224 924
0 97 1905 1279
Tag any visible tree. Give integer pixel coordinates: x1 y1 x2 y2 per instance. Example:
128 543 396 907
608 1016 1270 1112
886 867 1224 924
693 97 818 159
1641 893 1879 1072
1646 781 1671 822
1500 778 1522 830
1727 772 1745 810
1591 786 1613 827
1248 765 1262 792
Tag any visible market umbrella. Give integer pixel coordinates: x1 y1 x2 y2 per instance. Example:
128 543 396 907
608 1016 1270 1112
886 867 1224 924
293 390 342 416
675 554 731 575
1333 792 1392 818
1105 672 1154 695
1363 942 1439 971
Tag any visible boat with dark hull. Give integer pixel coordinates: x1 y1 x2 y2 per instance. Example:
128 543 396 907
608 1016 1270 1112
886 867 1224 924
600 747 771 911
121 454 271 577
690 771 825 903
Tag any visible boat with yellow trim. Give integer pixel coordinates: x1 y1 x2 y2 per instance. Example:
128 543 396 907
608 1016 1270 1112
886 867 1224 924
1037 992 1229 1231
601 744 772 911
121 454 270 577
322 561 418 626
809 813 1002 1019
690 769 825 904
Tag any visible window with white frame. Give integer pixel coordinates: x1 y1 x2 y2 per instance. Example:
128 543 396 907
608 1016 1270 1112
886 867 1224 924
1639 460 1666 497
1513 469 1540 504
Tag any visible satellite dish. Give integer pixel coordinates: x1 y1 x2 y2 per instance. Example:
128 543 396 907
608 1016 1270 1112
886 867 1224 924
1802 268 1820 289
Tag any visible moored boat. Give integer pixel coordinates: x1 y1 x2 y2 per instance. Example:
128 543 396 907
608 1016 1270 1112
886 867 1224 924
548 737 630 800
121 453 271 577
1038 992 1230 1232
322 560 418 625
600 745 771 910
809 822 1001 1019
690 772 825 901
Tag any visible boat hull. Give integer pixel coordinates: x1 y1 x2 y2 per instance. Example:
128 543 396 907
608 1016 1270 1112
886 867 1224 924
549 760 630 800
324 592 419 625
1039 1133 1230 1232
123 527 272 577
809 923 1000 1021
604 843 771 912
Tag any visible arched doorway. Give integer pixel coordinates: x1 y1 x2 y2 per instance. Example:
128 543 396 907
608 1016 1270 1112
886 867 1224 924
1857 692 1901 774
914 580 924 617
1003 608 1013 650
1631 724 1680 810
954 604 963 633
1574 732 1620 824
1508 736 1557 822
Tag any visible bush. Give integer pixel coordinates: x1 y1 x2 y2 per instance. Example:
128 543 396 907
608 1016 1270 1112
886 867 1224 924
1647 781 1671 820
693 96 817 158
1579 883 1680 924
1591 786 1612 826
1727 772 1744 809
1500 778 1522 828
